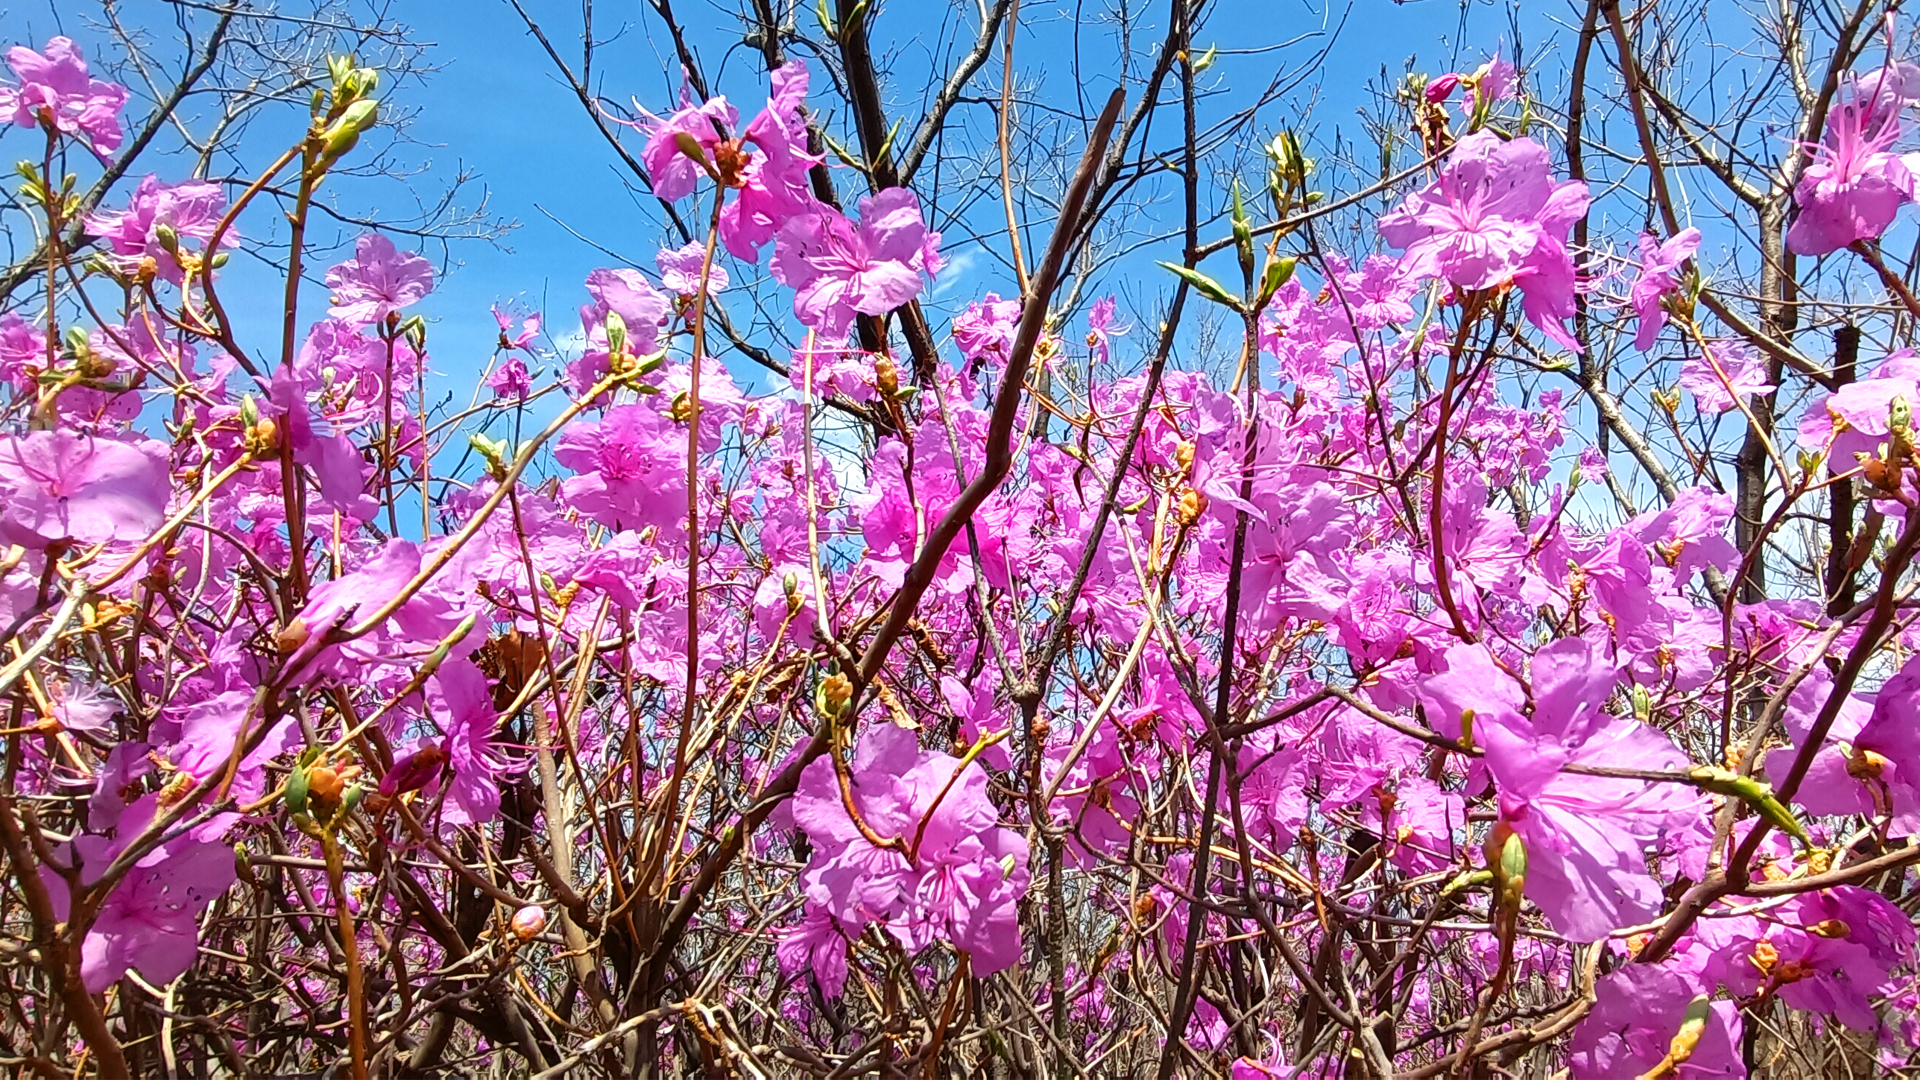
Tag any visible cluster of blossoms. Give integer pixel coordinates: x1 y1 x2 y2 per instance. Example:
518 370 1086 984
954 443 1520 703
9 22 1920 1080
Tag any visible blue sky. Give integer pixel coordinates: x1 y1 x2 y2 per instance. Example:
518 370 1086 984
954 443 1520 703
3 0 1570 403
342 0 1555 391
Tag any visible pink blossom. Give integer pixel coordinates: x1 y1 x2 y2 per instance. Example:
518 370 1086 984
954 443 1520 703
1576 445 1608 483
428 659 514 825
78 834 236 992
1569 963 1742 1078
656 241 729 296
720 61 823 259
325 234 435 326
1679 340 1774 413
1788 66 1920 256
1380 131 1589 351
487 356 532 400
0 311 44 389
776 907 853 997
1630 227 1700 351
0 430 169 549
287 539 478 682
269 364 377 522
554 402 687 533
583 268 671 351
84 174 233 285
0 37 128 157
1449 638 1704 941
771 189 936 338
634 86 737 203
953 293 1022 368
790 723 1030 982
492 304 541 351
1087 295 1125 367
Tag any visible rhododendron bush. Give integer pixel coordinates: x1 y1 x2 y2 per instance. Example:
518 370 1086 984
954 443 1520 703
11 1 1920 1076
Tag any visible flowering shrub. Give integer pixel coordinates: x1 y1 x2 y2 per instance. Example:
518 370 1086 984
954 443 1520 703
8 12 1920 1079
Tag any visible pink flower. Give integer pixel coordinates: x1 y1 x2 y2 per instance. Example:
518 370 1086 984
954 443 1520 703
953 293 1022 368
46 679 116 735
1829 654 1920 832
1380 131 1589 351
1630 227 1700 351
1629 486 1740 586
269 364 378 522
656 241 729 297
1577 445 1608 483
79 834 236 992
0 430 169 549
1442 638 1704 941
1569 963 1742 1079
1788 67 1920 256
1699 886 1916 1031
771 189 936 338
1679 340 1774 413
487 356 532 400
1428 53 1518 116
720 61 823 260
325 234 435 326
429 659 514 825
583 268 671 351
0 311 44 389
84 174 233 285
635 87 738 203
287 539 478 682
776 907 853 998
1087 295 1126 367
40 794 239 994
491 304 541 351
554 402 687 533
790 722 1030 983
0 37 128 158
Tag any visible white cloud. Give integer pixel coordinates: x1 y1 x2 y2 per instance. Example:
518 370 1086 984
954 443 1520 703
930 248 982 300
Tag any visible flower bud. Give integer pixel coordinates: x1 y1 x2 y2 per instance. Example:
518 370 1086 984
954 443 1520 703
816 672 854 719
379 743 448 798
318 98 379 166
62 325 92 365
1484 821 1527 906
285 761 313 817
511 905 547 940
1230 181 1254 280
1847 747 1889 782
673 130 711 168
152 222 180 255
275 618 311 656
1892 395 1913 439
305 764 345 804
1425 73 1461 103
604 310 629 360
1257 256 1297 307
874 354 899 397
1663 994 1713 1069
469 433 510 481
245 416 279 455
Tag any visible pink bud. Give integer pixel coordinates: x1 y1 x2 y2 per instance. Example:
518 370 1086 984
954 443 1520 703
510 905 547 940
1425 73 1461 103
